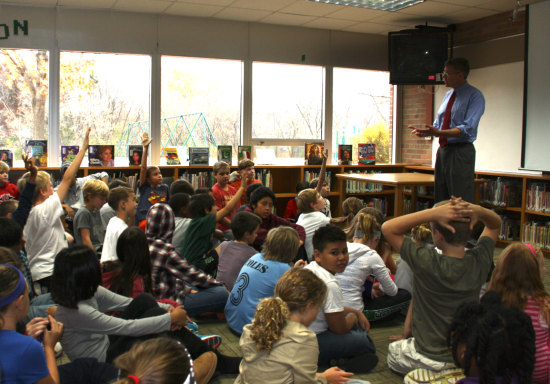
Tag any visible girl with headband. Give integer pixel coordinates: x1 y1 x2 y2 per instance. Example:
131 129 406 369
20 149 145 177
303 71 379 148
487 242 549 383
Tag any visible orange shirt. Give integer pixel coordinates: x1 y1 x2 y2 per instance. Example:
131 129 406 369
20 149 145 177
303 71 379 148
229 178 263 205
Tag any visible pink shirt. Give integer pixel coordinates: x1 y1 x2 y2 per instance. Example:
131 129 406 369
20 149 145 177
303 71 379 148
525 296 550 383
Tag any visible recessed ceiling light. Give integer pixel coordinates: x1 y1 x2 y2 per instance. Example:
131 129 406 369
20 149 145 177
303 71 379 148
306 0 424 11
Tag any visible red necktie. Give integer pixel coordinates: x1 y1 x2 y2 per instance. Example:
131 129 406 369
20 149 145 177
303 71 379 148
439 91 455 148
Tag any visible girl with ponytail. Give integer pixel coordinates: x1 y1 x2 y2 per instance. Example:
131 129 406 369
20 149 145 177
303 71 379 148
330 197 364 230
337 213 411 322
236 268 354 384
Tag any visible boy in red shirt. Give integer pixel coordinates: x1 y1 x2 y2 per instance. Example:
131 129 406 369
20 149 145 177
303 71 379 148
0 160 20 202
212 161 239 240
230 159 262 205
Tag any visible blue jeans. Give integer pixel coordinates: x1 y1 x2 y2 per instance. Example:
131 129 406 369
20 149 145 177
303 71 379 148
183 286 229 318
317 327 376 365
25 293 57 324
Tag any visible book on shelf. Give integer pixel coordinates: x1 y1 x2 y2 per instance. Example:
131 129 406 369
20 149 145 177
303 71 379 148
499 215 520 241
479 177 521 207
180 171 214 190
0 149 13 167
163 147 181 165
305 142 324 165
304 170 331 191
358 143 375 165
88 145 114 167
189 147 209 166
26 140 48 167
365 198 387 217
345 170 382 193
237 146 252 163
526 182 550 213
522 220 550 249
61 146 79 163
128 145 143 166
217 145 232 165
255 169 274 190
338 144 352 165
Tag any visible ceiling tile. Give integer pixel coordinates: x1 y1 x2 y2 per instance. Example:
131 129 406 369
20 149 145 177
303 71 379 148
230 0 298 12
302 17 358 30
368 11 429 27
479 0 518 12
343 22 396 34
279 1 345 17
113 0 173 13
324 6 387 21
164 1 224 16
58 0 116 8
0 0 57 4
397 1 466 16
176 0 235 5
436 0 495 6
213 7 272 21
442 7 500 22
259 12 317 26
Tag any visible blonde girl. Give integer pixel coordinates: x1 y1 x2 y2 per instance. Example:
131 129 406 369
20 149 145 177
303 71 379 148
336 213 410 321
236 268 353 384
487 242 549 384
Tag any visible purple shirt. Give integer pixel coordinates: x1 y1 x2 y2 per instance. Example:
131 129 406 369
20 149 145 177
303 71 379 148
216 241 257 292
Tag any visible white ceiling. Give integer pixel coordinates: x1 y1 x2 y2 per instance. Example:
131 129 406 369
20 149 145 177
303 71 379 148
0 0 520 35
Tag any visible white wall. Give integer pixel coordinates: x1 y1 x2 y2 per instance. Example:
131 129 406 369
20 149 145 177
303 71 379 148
432 61 526 173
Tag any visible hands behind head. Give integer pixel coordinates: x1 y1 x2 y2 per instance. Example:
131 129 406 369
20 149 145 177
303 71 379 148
433 196 473 233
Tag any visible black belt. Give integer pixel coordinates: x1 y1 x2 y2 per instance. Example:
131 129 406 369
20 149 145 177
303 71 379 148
445 142 473 147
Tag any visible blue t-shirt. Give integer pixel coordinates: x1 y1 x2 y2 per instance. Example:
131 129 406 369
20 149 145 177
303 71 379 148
225 253 291 334
0 330 49 384
136 181 170 222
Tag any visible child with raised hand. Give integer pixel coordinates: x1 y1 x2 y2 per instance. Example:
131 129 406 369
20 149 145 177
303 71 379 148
330 197 364 230
336 213 411 322
101 186 137 263
305 224 378 374
137 132 170 231
212 161 239 240
225 226 307 335
383 197 502 375
180 176 249 275
20 127 91 294
236 268 355 384
73 179 109 253
284 180 309 221
308 150 331 218
52 245 242 374
297 188 331 261
487 242 549 383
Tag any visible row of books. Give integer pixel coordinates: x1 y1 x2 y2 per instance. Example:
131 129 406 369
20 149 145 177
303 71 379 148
522 220 550 249
179 172 214 190
499 215 521 241
403 186 435 196
364 198 387 217
479 177 522 207
526 182 550 213
345 171 383 193
304 170 332 190
404 200 432 215
255 169 274 190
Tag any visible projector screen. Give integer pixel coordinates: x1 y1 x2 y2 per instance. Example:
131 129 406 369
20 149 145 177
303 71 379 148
522 0 550 172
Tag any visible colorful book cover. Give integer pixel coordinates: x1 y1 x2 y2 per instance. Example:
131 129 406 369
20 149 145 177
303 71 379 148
189 147 209 166
163 147 181 165
0 149 13 167
88 145 114 167
26 140 48 167
358 143 376 165
305 142 324 165
217 145 232 165
237 146 252 163
129 145 143 166
338 144 352 165
61 146 79 163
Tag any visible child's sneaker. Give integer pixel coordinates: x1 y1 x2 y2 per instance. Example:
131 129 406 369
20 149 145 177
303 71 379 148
404 368 464 384
55 342 63 358
199 334 222 349
187 320 199 334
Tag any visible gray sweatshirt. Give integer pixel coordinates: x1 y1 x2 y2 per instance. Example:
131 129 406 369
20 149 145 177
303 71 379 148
56 286 171 362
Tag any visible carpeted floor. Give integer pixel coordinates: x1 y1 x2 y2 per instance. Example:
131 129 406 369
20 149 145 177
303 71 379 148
57 246 550 384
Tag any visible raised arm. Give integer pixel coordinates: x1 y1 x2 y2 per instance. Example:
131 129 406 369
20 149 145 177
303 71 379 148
216 177 248 222
56 128 90 204
139 133 152 187
315 149 328 194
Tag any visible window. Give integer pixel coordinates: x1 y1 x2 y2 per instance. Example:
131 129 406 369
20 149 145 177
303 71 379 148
59 52 151 166
161 56 242 165
0 49 49 167
332 68 392 164
252 62 323 141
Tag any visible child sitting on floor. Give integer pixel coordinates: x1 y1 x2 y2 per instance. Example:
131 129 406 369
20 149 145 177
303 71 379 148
216 211 262 292
487 242 549 383
305 224 378 374
296 188 330 261
383 198 502 375
101 186 137 263
236 182 263 213
230 159 263 206
137 133 170 231
236 268 354 384
225 226 307 335
212 161 240 240
73 179 109 253
336 212 411 322
0 159 20 201
330 197 364 230
168 193 191 251
284 180 309 221
100 178 131 227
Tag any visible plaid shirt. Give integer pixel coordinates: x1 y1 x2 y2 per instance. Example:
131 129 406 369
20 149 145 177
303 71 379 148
146 203 221 305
